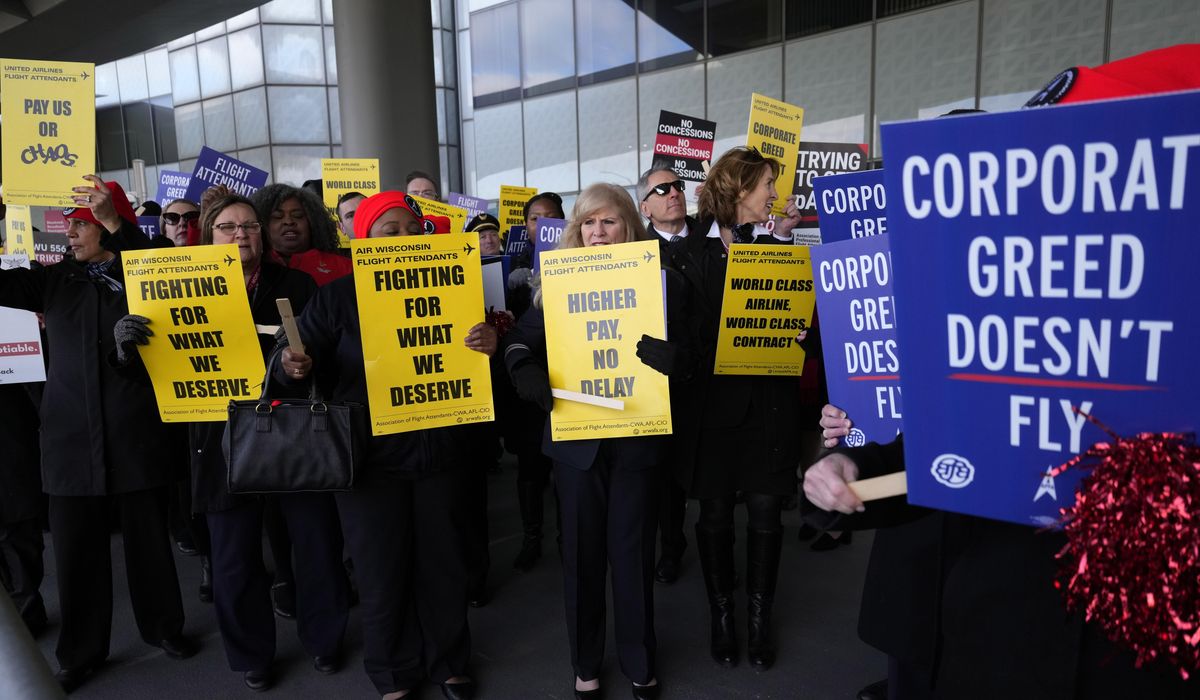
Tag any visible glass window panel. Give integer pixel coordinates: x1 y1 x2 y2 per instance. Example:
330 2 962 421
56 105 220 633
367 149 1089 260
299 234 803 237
462 119 477 195
784 26 871 144
576 0 635 83
202 95 237 153
123 102 157 165
196 21 225 41
173 102 204 159
179 158 198 175
470 5 521 105
145 49 171 98
433 29 444 86
439 146 449 195
707 0 782 57
197 37 232 98
260 0 320 23
522 91 579 192
637 1 703 71
227 8 259 31
324 27 337 84
323 0 334 24
878 0 958 19
473 103 524 198
167 34 194 51
332 145 344 158
579 78 638 188
267 86 330 144
786 0 872 40
169 47 200 104
263 25 325 84
97 107 126 171
436 88 448 143
115 55 149 103
519 0 574 92
152 105 179 163
229 27 265 91
100 169 131 190
328 87 341 144
234 88 269 148
458 29 474 120
447 145 462 194
442 31 457 90
445 87 460 146
707 47 783 160
874 1 979 157
271 146 330 187
431 0 442 28
470 0 508 11
96 62 121 108
1110 0 1200 61
236 147 273 181
457 0 470 29
637 62 705 172
980 0 1105 113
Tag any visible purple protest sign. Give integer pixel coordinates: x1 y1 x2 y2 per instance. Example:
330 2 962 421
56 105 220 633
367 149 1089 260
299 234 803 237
811 233 901 448
156 170 192 204
532 217 565 274
184 147 268 203
448 192 488 219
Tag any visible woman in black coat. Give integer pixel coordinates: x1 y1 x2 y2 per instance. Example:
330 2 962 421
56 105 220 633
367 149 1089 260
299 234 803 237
279 191 496 700
504 182 690 700
0 176 195 692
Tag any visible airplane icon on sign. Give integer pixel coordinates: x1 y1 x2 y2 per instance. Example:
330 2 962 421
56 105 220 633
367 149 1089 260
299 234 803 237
643 250 656 263
223 254 236 266
463 241 475 255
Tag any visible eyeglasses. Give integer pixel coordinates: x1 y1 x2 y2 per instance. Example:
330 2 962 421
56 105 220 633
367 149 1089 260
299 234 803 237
642 179 685 201
213 222 262 234
162 210 200 225
409 189 439 200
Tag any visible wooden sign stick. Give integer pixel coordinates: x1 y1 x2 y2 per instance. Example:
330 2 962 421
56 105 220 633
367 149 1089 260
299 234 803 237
275 299 304 354
847 471 908 502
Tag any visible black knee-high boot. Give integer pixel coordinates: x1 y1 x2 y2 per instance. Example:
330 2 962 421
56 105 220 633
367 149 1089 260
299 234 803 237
746 528 782 671
695 525 738 667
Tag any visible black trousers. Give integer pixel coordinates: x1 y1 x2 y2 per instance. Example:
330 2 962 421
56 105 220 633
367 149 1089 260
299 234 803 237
336 469 471 693
464 466 490 595
555 448 658 685
0 517 46 630
49 487 184 670
206 494 348 672
657 468 687 559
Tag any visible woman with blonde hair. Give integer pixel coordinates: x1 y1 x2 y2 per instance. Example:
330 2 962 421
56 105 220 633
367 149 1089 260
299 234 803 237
505 182 693 699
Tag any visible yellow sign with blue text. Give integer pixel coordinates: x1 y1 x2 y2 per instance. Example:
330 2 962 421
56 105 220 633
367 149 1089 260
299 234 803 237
321 158 380 244
746 93 804 218
351 233 494 435
122 244 266 422
1 58 96 207
411 195 469 233
540 239 672 441
498 184 537 238
4 205 33 259
714 244 816 375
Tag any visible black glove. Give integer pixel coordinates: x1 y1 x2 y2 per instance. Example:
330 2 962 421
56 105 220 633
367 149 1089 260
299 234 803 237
510 361 552 413
113 314 153 365
636 334 680 376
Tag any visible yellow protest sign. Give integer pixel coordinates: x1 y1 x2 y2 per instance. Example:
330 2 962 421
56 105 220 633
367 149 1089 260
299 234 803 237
1 59 95 207
746 93 804 218
411 195 469 233
713 244 816 375
541 240 672 441
121 244 265 421
321 158 380 244
351 234 494 435
499 184 537 238
4 205 33 259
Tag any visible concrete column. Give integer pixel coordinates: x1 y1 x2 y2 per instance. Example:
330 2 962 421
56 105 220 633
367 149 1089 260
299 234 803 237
333 0 439 191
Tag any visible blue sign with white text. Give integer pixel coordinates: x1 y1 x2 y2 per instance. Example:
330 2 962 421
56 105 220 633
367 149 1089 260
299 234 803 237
184 147 269 203
532 217 566 274
504 225 529 257
448 192 488 219
881 91 1200 526
137 216 161 240
814 169 887 244
811 233 902 447
156 170 191 204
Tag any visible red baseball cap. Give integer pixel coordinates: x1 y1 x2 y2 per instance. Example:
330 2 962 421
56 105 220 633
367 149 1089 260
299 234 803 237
63 180 138 227
1024 43 1200 107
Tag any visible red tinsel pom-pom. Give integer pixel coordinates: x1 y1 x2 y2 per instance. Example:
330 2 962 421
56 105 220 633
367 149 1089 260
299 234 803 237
1054 429 1200 679
486 309 515 338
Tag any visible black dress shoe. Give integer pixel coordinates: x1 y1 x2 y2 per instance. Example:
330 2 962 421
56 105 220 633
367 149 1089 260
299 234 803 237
796 523 819 542
654 554 681 584
175 538 199 556
313 654 341 674
574 686 602 699
857 678 888 700
244 668 274 692
271 581 296 619
631 681 661 699
440 679 476 700
157 634 199 659
55 665 99 693
467 589 489 608
198 556 213 603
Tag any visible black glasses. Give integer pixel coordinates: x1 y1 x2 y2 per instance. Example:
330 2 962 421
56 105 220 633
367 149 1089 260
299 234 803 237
162 210 200 225
642 179 685 201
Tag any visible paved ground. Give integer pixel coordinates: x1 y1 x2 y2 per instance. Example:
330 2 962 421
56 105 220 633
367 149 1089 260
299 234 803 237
28 455 883 699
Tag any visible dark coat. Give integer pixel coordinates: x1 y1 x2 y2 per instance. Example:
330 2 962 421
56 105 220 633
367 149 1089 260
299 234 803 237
274 274 487 483
0 220 175 496
189 263 317 513
0 383 43 522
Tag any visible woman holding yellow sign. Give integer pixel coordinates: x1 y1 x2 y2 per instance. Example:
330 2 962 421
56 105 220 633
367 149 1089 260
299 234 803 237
504 182 693 700
279 191 496 700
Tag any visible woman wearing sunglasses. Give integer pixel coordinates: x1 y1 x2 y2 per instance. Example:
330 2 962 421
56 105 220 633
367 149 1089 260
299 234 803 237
160 198 200 247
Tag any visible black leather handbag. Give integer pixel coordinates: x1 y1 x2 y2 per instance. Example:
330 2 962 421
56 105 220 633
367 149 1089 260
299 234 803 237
223 346 363 494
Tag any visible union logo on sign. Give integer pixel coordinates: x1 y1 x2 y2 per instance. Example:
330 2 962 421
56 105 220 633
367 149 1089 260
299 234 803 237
930 453 975 489
845 428 866 447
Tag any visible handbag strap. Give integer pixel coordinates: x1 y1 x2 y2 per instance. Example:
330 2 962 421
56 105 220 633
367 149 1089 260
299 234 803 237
262 341 323 403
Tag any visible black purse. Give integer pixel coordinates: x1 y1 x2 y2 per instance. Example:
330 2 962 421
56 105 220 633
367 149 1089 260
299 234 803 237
223 345 364 494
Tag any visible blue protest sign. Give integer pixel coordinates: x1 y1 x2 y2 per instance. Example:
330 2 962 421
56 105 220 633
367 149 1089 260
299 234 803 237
881 91 1200 526
532 217 565 274
183 147 268 203
811 233 901 447
156 170 191 203
504 225 528 257
813 169 887 244
448 192 488 219
137 215 161 240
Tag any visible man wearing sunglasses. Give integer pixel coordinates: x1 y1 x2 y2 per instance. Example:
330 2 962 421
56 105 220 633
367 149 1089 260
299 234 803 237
160 198 200 247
